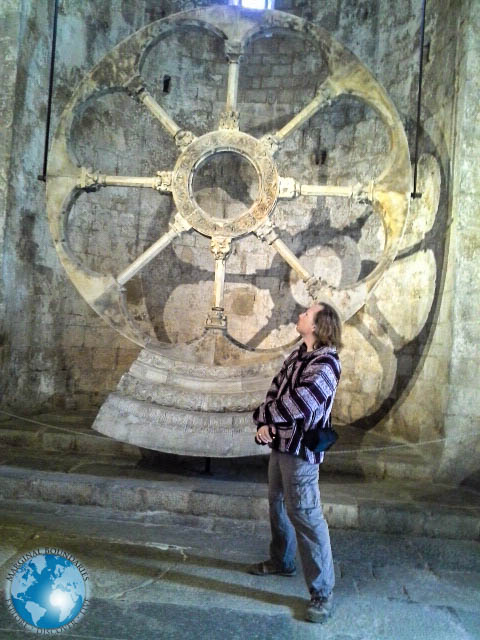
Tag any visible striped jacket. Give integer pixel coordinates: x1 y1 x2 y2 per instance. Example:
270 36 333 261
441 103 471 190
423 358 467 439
253 343 341 464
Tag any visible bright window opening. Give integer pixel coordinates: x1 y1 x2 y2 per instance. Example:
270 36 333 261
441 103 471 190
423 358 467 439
230 0 275 9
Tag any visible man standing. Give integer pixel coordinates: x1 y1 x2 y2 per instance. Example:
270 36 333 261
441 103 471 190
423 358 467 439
249 302 342 623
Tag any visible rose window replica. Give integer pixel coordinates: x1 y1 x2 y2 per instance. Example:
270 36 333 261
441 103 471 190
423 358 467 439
46 6 414 457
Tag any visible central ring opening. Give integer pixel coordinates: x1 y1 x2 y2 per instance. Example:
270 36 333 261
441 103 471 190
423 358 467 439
192 151 260 220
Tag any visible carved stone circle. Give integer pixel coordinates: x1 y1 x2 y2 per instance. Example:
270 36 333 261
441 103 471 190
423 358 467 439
45 5 413 457
172 130 279 238
46 5 411 349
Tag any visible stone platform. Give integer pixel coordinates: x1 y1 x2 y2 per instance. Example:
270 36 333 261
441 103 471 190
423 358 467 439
0 411 479 541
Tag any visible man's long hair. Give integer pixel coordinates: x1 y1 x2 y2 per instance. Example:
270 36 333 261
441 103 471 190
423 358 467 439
313 303 343 350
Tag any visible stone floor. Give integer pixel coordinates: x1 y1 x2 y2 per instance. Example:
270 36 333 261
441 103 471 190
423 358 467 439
0 502 479 639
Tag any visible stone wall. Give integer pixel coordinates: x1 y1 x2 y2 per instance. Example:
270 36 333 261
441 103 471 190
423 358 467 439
0 0 23 328
0 0 478 481
436 0 480 483
1 0 204 412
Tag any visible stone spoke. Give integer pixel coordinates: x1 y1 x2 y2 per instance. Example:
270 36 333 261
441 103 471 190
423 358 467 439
78 168 173 193
116 214 191 286
226 59 240 112
255 220 311 283
124 75 196 149
218 41 243 131
205 237 232 330
262 78 340 152
278 177 374 201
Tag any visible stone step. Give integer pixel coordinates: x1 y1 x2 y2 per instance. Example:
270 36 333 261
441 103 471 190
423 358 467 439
0 410 435 480
0 444 479 541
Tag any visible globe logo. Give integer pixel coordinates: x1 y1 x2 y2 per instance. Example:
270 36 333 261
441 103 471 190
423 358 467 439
5 548 89 634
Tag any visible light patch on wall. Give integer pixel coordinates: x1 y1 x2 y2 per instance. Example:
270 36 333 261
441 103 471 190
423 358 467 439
57 17 87 67
225 283 274 344
312 251 343 287
39 374 55 396
334 325 388 424
228 288 256 316
374 249 437 343
289 249 343 309
163 283 212 343
256 323 299 350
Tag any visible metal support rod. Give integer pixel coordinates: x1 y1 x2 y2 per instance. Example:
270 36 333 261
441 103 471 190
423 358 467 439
39 0 59 181
411 0 427 199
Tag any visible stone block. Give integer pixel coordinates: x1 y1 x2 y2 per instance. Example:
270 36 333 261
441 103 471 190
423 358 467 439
241 63 265 79
277 89 295 104
260 75 281 89
243 89 267 104
271 64 294 78
446 386 480 417
251 39 278 56
92 348 118 370
0 423 41 449
422 512 480 541
261 54 291 67
324 501 359 529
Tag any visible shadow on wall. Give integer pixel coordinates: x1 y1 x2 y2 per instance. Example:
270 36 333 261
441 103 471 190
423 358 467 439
350 116 450 436
59 15 449 445
139 119 449 441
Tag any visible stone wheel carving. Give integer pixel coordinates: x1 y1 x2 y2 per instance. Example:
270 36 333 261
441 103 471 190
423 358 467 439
46 6 412 457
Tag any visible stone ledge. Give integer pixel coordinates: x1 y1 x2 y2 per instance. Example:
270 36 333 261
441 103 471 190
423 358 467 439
0 462 478 541
0 411 439 480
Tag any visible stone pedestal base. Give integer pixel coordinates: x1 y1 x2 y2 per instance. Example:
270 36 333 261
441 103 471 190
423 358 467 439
92 335 287 457
93 392 261 457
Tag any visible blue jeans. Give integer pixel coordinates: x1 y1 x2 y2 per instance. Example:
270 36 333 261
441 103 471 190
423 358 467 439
268 449 335 597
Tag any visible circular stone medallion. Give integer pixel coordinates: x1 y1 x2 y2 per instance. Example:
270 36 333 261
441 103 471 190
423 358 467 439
171 130 279 237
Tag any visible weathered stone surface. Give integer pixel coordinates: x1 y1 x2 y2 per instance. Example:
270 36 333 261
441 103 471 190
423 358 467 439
1 506 479 640
0 0 478 483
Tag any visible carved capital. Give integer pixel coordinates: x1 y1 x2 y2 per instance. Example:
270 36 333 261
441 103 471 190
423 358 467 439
315 81 336 105
154 171 173 193
174 129 196 149
206 307 227 330
123 74 146 100
278 177 300 199
305 275 336 301
210 236 232 260
218 110 239 130
225 40 244 62
356 181 375 203
169 213 191 235
260 133 281 155
78 167 106 190
255 219 278 245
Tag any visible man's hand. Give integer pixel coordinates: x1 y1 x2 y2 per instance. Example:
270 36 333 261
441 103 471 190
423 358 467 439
256 425 276 444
